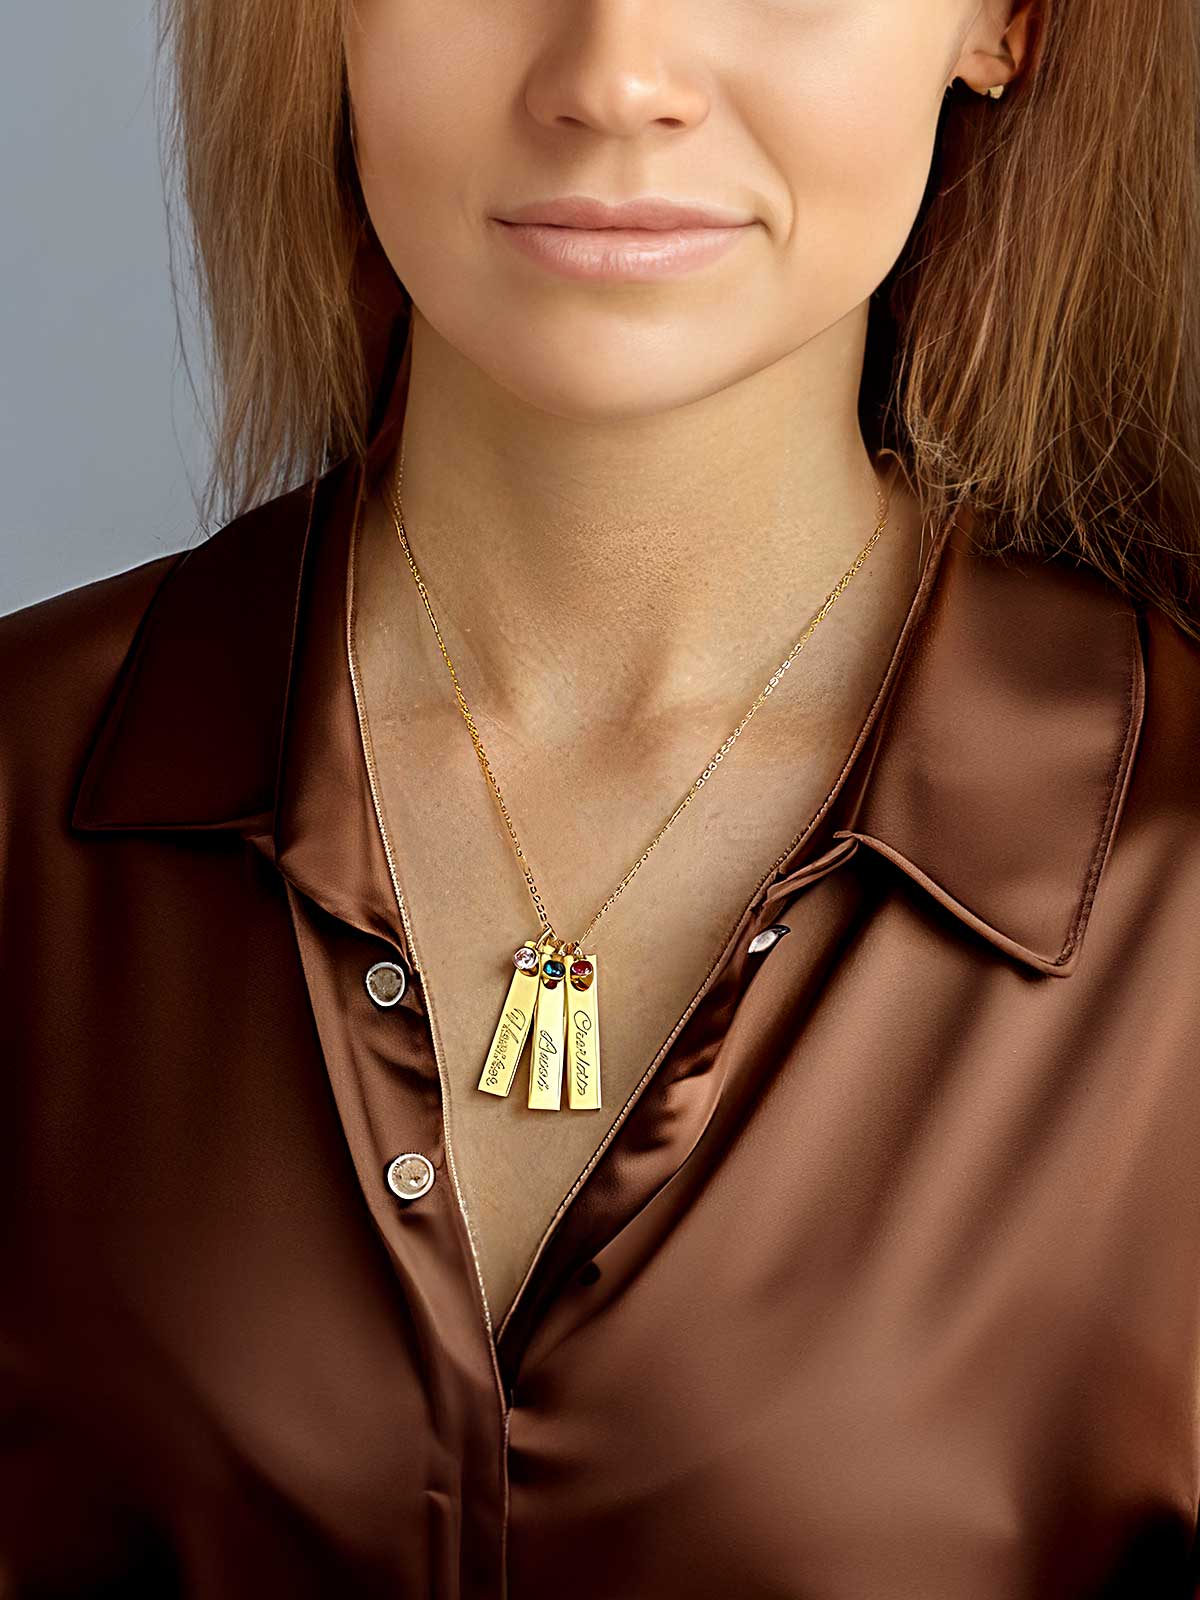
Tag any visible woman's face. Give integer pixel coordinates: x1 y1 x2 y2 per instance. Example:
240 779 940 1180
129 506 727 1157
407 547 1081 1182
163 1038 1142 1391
345 0 1012 421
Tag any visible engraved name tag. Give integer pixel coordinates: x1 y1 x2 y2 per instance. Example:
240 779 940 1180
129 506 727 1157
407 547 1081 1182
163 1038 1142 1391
477 951 541 1098
528 947 567 1110
566 950 601 1111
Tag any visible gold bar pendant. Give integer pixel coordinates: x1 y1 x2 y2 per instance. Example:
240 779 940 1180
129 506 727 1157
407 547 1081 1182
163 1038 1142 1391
566 951 601 1110
527 945 567 1110
477 937 544 1098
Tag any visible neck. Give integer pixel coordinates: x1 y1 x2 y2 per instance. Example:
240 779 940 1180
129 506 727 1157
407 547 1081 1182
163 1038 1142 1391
370 308 920 745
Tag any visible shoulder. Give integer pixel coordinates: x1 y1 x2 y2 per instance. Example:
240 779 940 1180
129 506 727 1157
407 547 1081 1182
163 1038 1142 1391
0 552 187 800
1132 602 1200 806
1084 598 1199 975
0 551 183 670
0 470 327 819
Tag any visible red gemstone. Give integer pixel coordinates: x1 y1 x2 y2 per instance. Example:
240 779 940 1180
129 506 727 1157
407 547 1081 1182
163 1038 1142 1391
570 959 593 979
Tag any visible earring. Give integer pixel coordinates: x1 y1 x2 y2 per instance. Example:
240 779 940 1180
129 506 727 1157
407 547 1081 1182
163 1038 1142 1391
946 77 1007 100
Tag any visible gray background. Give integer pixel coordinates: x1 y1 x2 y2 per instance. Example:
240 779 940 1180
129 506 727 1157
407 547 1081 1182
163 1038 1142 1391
1 1 210 618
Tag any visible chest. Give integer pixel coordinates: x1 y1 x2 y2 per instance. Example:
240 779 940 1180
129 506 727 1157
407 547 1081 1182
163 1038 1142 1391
347 532 944 1327
365 704 863 1326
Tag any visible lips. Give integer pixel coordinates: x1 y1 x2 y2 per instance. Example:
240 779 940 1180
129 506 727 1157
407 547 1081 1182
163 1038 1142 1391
495 195 756 231
490 214 752 282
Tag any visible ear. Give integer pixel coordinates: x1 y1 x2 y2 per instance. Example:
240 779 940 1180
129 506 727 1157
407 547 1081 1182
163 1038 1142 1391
950 0 1043 96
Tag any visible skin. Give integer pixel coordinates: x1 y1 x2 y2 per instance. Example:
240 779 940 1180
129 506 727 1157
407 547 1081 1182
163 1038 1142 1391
342 0 1038 1324
344 0 1036 739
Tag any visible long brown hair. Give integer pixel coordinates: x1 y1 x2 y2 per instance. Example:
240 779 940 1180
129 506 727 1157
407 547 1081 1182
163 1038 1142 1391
157 0 1200 642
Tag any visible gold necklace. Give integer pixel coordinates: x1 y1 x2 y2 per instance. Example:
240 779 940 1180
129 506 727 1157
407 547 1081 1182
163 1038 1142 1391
385 441 890 1114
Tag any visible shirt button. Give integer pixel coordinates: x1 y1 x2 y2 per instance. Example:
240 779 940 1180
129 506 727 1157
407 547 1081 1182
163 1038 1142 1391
366 959 408 1007
747 923 791 955
386 1152 435 1200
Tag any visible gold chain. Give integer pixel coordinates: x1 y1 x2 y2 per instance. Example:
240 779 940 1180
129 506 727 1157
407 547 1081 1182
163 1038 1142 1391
385 440 890 951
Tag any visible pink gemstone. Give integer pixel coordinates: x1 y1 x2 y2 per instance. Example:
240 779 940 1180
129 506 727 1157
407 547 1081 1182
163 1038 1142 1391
513 946 539 972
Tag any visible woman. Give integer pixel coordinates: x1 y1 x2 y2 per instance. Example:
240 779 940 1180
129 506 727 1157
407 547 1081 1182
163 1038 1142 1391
2 0 1198 1593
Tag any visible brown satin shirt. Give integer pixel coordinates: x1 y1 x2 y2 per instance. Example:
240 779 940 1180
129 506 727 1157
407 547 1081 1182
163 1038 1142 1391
3 336 1200 1598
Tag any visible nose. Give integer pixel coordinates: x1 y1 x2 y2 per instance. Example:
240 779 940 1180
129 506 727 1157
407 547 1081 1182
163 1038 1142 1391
523 9 711 141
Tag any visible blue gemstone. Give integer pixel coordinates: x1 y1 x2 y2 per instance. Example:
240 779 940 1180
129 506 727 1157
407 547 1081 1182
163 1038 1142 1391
543 958 566 979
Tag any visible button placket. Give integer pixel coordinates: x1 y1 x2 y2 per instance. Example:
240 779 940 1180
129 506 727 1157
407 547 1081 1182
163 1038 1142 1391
758 833 861 916
733 836 861 987
366 958 436 1204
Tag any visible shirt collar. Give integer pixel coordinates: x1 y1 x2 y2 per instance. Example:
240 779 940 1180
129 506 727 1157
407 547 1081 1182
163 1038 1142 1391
827 513 1144 976
70 320 1145 979
70 298 417 957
